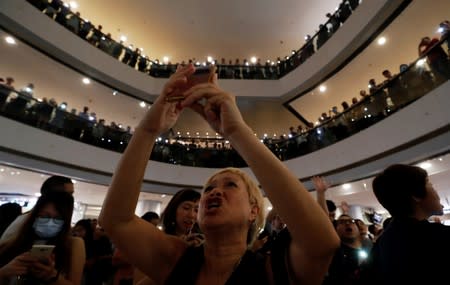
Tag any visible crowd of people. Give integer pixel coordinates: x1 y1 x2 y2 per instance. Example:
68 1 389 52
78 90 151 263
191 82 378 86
27 0 361 80
1 27 448 168
0 64 446 284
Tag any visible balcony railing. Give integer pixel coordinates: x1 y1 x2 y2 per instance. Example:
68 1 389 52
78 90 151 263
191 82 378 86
26 0 361 80
1 36 449 168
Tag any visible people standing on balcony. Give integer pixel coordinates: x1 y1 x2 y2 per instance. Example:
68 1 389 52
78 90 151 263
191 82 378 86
439 20 450 52
66 11 81 34
348 0 360 11
87 25 103 47
78 19 93 39
418 36 450 82
326 13 340 33
337 1 352 24
99 64 339 285
0 77 14 110
316 24 330 50
55 2 70 27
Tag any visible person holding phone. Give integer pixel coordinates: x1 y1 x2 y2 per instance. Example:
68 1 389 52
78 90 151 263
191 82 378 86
0 192 85 285
99 64 339 285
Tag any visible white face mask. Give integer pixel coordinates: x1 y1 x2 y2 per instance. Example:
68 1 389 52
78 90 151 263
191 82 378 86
33 217 64 239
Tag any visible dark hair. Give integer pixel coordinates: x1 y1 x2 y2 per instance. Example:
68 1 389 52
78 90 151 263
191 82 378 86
161 189 200 235
0 192 74 272
141 211 160 223
74 219 94 257
373 164 428 217
0 203 22 237
40 175 73 195
326 200 337 212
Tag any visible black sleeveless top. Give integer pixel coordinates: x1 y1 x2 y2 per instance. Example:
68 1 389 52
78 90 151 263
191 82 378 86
165 230 292 285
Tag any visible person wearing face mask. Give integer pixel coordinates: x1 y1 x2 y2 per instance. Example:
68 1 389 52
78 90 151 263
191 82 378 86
0 191 85 285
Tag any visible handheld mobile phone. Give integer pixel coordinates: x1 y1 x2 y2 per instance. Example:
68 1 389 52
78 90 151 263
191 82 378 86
165 66 217 102
30 245 55 260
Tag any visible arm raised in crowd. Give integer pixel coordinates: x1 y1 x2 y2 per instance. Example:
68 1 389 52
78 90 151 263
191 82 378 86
99 65 196 284
182 81 340 285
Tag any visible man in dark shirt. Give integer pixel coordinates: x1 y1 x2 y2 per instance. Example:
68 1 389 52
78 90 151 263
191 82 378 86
323 214 367 285
364 164 447 285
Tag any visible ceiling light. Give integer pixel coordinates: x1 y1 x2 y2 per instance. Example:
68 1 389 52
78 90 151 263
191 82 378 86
71 179 77 184
377 37 387 45
342 184 351 190
69 1 78 9
139 101 146 108
5 36 16 45
120 35 127 42
207 56 213 62
419 162 432 169
161 194 166 198
0 168 4 172
363 183 367 188
437 27 444 34
112 90 118 96
82 77 91 84
438 158 443 161
163 56 169 63
319 85 327 92
250 57 257 64
34 193 41 197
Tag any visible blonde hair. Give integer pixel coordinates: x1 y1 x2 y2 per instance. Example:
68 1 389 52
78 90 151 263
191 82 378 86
204 167 265 245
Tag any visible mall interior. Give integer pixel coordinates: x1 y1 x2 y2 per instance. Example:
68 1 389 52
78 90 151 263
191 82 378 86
0 0 449 283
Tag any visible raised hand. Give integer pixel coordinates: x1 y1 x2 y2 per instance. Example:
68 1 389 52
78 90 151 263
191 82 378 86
138 64 195 134
312 176 330 194
181 77 247 138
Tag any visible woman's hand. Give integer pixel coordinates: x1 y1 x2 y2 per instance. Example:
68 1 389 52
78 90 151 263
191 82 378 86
0 252 36 277
137 64 195 134
29 255 58 281
312 176 329 194
180 233 205 247
181 78 247 137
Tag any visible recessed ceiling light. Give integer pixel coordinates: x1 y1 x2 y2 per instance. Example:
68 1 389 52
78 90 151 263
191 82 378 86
319 85 327 92
419 162 432 169
69 1 78 9
139 101 146 108
120 35 127 42
438 158 443 161
250 57 257 64
343 184 351 190
163 56 169 63
82 77 91 84
5 36 16 45
112 90 118 96
377 37 387 45
207 56 213 62
0 168 4 172
161 194 166 198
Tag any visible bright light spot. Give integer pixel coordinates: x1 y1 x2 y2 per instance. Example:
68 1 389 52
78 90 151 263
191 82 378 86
16 172 20 175
250 57 257 64
202 62 207 66
319 85 327 92
0 168 4 172
364 108 368 111
263 133 267 137
315 121 319 125
69 1 78 9
112 90 118 96
343 184 351 190
207 56 213 62
82 78 91 85
161 194 166 198
186 132 190 135
267 206 273 211
157 225 163 230
120 35 127 42
358 250 368 259
88 116 95 121
10 172 15 175
34 193 41 197
5 36 16 45
139 101 146 108
416 59 426 67
363 183 367 188
71 179 77 184
419 162 432 169
439 158 443 161
377 37 387 45
438 27 444 34
163 56 169 63
37 98 43 102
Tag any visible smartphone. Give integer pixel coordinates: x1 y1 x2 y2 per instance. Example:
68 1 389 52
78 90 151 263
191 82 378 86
30 245 55 260
187 66 216 86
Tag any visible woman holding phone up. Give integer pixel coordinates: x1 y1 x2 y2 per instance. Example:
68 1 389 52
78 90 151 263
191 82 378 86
0 192 85 285
99 64 339 285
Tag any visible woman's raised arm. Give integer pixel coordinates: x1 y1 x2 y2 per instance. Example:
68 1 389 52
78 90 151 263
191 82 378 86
99 65 195 284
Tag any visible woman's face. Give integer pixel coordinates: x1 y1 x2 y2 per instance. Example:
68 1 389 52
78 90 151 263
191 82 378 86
37 203 61 220
198 172 256 233
175 200 199 235
72 225 86 238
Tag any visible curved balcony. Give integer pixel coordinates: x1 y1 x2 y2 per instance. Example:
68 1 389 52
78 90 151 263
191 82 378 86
0 0 410 101
0 46 449 192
